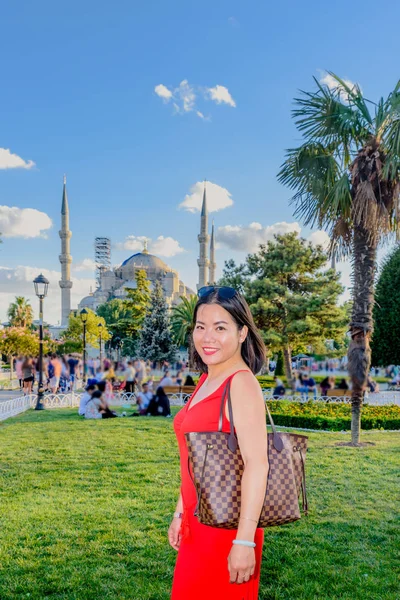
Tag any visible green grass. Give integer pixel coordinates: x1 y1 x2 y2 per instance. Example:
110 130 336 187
0 409 399 600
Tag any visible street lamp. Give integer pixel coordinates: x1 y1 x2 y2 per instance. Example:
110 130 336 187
33 273 49 410
98 322 104 367
80 308 88 384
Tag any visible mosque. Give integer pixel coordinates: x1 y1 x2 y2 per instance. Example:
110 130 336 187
57 179 216 327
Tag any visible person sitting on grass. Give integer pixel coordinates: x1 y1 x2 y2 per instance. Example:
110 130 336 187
183 374 195 387
96 381 118 418
146 386 171 417
85 390 104 419
136 382 154 415
79 382 96 416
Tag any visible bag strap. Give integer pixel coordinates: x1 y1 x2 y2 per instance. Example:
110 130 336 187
218 378 284 452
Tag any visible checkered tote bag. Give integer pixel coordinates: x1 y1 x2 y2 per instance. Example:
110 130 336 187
185 380 308 529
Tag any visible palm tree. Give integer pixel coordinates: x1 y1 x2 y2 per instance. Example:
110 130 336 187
170 295 197 348
7 296 34 328
278 74 400 446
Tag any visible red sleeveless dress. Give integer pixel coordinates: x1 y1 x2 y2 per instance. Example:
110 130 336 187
171 370 264 599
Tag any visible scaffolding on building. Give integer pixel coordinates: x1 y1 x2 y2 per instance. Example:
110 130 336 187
94 237 111 287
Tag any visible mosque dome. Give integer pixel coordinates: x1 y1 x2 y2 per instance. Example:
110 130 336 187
120 251 169 272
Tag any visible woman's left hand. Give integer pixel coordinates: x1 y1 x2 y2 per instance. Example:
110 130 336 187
227 545 256 584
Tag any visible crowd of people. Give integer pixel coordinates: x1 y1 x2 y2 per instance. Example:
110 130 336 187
272 372 379 399
13 354 196 420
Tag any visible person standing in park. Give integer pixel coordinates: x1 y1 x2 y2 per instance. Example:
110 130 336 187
67 354 79 390
124 361 136 394
49 353 62 393
170 286 269 599
21 356 35 395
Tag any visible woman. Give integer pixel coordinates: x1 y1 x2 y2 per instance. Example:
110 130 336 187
147 386 171 417
21 356 35 395
170 286 269 599
320 376 335 397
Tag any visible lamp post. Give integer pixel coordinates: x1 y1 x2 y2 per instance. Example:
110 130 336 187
98 322 104 367
80 308 88 384
33 273 49 410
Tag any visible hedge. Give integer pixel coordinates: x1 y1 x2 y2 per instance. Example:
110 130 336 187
266 400 400 431
257 374 391 388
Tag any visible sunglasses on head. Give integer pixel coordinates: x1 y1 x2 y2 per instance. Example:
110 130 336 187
197 286 237 299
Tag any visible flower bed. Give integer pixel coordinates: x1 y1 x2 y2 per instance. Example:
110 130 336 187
267 400 400 431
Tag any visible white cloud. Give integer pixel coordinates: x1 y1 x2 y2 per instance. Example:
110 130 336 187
150 236 185 257
155 80 235 119
0 148 35 170
307 230 330 249
179 181 234 213
0 265 95 325
73 258 97 272
319 72 359 101
154 84 173 101
207 85 236 107
0 206 52 238
176 80 196 113
217 221 301 252
115 235 185 257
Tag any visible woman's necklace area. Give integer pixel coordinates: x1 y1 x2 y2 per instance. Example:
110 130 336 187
203 364 244 389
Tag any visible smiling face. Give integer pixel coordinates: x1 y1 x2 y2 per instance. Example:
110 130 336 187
193 302 248 368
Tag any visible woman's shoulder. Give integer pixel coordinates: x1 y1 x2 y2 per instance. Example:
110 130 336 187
230 369 262 397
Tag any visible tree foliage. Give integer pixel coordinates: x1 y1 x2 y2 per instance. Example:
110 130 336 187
371 246 400 366
123 269 151 338
222 233 347 386
170 295 197 348
7 297 34 328
0 327 52 358
137 280 177 363
61 309 110 350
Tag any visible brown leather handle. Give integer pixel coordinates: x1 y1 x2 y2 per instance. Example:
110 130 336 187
218 379 284 452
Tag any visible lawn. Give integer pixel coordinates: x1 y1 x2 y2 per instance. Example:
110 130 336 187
0 408 398 600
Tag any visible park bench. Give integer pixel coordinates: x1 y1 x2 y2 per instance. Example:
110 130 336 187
326 389 351 400
162 385 196 405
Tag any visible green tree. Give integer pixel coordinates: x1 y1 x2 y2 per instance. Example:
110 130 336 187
170 295 197 348
7 297 34 328
61 309 110 351
217 259 247 294
278 74 400 445
244 233 347 387
123 269 151 338
0 327 53 379
371 245 400 366
97 298 133 340
137 280 177 363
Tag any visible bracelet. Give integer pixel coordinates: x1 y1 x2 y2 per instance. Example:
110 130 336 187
173 512 183 519
232 539 256 548
240 516 258 523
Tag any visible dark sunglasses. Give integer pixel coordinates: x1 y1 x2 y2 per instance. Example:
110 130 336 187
197 286 237 299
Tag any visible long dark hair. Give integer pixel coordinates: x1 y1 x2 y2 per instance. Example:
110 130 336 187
190 290 266 375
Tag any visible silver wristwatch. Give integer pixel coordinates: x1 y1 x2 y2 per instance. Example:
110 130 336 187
173 511 183 519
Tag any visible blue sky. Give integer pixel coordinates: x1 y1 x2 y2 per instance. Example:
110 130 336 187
1 0 399 323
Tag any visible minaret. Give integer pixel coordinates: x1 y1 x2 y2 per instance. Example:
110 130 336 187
197 181 210 289
59 176 73 327
208 219 216 285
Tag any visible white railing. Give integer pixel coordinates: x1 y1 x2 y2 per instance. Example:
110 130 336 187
1 389 399 423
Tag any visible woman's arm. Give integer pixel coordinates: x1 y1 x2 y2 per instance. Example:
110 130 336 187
174 491 184 514
227 371 269 583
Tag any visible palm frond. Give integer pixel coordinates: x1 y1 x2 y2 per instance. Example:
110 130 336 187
326 72 373 126
278 143 345 228
381 80 400 180
292 76 372 160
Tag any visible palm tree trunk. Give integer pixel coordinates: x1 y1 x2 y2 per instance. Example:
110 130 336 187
348 226 377 445
283 346 294 390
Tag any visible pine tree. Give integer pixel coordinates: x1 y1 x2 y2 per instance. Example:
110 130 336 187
371 245 400 366
137 280 177 363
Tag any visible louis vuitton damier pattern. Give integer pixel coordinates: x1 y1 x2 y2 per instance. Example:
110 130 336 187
185 381 308 529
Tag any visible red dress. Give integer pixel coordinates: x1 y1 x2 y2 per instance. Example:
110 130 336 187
171 370 264 599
